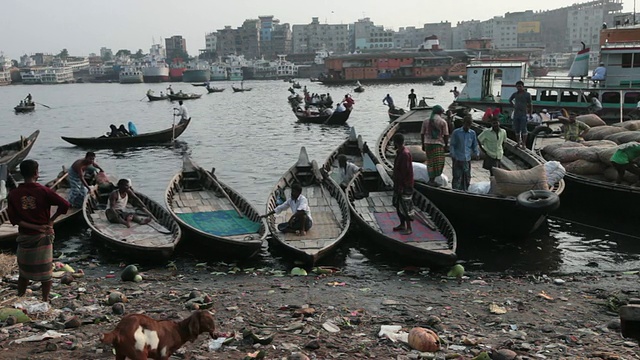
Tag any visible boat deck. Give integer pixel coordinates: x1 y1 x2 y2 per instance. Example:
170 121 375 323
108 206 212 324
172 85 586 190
352 190 449 252
89 204 173 247
273 185 344 254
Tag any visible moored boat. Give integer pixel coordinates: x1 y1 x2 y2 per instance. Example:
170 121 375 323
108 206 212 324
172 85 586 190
0 168 83 246
0 130 39 171
294 109 351 125
388 107 406 122
265 147 351 265
165 157 266 260
376 109 564 237
83 180 181 261
60 119 190 148
345 142 457 267
119 67 143 84
167 93 202 101
354 86 365 93
142 61 170 83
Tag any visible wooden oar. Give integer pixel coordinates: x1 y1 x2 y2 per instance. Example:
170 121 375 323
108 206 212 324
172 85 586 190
128 191 172 234
201 167 244 218
35 102 51 109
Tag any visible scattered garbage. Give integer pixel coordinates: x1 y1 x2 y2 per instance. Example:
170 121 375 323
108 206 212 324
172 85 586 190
14 300 50 314
13 330 69 344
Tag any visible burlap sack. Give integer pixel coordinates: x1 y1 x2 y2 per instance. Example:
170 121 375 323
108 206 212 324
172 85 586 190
406 145 427 163
563 159 607 175
597 147 619 166
576 114 606 127
549 146 600 162
604 131 640 144
582 140 617 148
491 164 549 197
583 126 626 141
542 141 584 158
612 120 640 131
603 166 639 183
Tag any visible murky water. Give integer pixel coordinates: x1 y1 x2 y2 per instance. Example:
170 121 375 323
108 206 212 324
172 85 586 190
1 79 638 274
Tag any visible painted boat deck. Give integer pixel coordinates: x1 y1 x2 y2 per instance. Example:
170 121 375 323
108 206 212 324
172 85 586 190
272 185 343 253
352 190 449 252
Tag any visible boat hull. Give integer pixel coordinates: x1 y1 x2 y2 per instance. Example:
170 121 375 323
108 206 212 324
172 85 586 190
14 105 35 113
295 110 351 125
182 69 210 83
0 130 39 171
61 119 190 148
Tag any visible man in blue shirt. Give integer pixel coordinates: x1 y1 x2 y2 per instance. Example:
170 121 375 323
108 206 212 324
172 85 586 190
449 116 479 191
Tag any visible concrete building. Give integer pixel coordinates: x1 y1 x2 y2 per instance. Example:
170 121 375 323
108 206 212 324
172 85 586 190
238 19 261 59
292 17 349 54
351 17 395 51
216 26 239 56
165 35 187 55
452 20 482 49
422 22 453 50
99 47 113 60
205 32 217 54
393 27 422 49
259 16 292 59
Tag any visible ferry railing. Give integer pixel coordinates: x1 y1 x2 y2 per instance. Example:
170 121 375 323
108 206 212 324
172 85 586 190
527 74 640 90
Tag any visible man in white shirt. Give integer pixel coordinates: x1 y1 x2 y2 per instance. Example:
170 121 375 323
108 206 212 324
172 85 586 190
174 100 190 123
335 102 346 113
262 183 312 236
588 94 603 114
336 155 360 189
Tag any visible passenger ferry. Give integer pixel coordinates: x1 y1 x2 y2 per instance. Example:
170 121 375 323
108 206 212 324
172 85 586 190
20 66 74 84
454 26 640 122
119 66 143 84
210 63 227 81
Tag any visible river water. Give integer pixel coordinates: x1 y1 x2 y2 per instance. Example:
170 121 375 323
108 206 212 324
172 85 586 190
1 80 639 274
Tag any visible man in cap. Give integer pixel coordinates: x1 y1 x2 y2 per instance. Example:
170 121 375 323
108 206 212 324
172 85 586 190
559 112 590 142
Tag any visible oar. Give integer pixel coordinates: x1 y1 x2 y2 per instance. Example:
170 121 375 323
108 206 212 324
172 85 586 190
35 102 51 109
201 167 244 218
139 96 148 101
323 109 337 125
128 191 172 234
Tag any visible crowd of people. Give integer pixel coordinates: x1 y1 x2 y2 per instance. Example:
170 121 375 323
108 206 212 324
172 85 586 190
289 87 354 118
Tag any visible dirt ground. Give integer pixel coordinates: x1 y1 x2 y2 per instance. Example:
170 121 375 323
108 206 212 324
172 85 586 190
0 257 638 360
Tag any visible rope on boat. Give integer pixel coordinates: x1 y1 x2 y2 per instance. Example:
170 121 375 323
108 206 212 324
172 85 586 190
549 216 640 240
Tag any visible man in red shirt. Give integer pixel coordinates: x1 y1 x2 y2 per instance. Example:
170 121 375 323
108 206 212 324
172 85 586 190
343 94 355 111
392 133 415 235
7 160 70 302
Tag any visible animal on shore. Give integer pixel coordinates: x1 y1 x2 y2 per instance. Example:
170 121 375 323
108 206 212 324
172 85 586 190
101 310 216 360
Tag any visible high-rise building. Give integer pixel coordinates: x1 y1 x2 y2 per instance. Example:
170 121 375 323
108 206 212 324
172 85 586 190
292 17 349 54
205 32 217 54
239 19 261 59
351 17 395 51
451 20 482 49
165 35 187 58
259 16 292 59
99 47 113 60
216 26 239 56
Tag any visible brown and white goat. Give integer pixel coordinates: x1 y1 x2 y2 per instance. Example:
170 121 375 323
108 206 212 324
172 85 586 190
101 310 216 360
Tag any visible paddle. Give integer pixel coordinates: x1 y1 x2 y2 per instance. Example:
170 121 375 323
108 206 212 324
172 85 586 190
139 96 147 101
201 167 244 218
35 102 51 109
323 108 338 125
128 191 172 234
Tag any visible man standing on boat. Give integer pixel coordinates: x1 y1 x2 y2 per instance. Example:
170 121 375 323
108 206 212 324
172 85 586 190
383 94 394 109
7 160 70 303
449 116 479 191
407 89 417 110
421 105 449 186
478 118 507 175
509 80 532 149
174 100 190 124
392 133 414 235
68 152 104 208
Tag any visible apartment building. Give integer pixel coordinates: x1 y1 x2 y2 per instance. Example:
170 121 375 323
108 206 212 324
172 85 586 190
292 17 349 54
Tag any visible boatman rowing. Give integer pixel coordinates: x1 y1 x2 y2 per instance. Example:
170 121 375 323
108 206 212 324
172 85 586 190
174 100 190 124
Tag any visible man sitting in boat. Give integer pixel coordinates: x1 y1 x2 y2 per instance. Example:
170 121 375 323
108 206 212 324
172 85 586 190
336 154 360 189
343 94 355 110
108 124 124 137
558 112 590 142
335 102 346 113
147 89 153 96
610 142 640 185
19 100 25 107
262 182 313 236
105 179 151 228
591 62 607 86
117 124 131 136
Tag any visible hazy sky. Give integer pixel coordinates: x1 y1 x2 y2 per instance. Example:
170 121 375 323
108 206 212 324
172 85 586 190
2 0 631 59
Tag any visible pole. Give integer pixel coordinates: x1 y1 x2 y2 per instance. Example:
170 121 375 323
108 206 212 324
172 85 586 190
172 113 176 142
620 90 624 123
635 0 637 25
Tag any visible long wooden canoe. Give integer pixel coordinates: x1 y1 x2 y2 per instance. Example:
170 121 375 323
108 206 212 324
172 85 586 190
61 119 190 148
294 109 351 125
265 147 351 265
83 181 182 261
0 130 40 171
147 94 168 101
166 157 265 259
0 168 82 246
14 104 36 113
168 93 202 101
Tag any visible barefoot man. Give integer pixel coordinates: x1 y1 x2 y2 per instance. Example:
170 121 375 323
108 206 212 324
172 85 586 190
392 133 415 235
105 179 151 228
68 152 104 208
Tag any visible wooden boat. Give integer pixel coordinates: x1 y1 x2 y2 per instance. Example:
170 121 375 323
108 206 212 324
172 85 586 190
168 93 202 101
0 168 82 246
432 79 446 86
232 86 252 93
265 147 351 265
147 94 168 101
354 86 365 93
191 83 208 87
344 142 457 267
388 107 406 122
14 104 35 113
166 157 266 259
292 82 301 89
206 87 225 93
0 130 39 171
83 180 182 261
376 108 564 237
61 119 190 148
294 109 351 125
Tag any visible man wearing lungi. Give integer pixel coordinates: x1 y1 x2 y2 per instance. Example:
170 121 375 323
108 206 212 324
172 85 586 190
450 116 479 191
68 152 104 208
392 133 415 235
421 104 449 186
7 160 70 302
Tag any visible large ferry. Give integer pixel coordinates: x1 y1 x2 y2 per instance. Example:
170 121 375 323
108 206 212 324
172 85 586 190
210 62 227 81
182 60 210 83
119 66 143 84
454 25 640 121
142 60 170 83
20 66 74 84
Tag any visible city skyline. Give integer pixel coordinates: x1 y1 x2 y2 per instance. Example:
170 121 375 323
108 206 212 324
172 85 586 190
2 0 631 59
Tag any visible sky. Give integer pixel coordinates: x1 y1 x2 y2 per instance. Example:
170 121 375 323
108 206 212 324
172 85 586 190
2 0 632 60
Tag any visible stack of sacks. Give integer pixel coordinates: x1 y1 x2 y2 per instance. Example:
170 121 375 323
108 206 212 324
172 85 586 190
542 140 616 175
604 131 640 144
584 126 627 141
407 145 427 163
468 164 555 196
576 114 606 127
612 120 640 130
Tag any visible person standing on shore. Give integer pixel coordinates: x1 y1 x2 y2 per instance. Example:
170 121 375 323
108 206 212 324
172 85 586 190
478 118 507 175
449 116 479 191
421 105 449 185
7 160 70 302
68 152 103 208
407 89 417 110
508 80 532 148
392 133 414 235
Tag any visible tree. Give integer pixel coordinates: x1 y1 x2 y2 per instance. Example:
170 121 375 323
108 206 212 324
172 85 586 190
58 48 69 60
102 52 112 62
131 49 145 59
115 49 131 58
11 60 18 67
